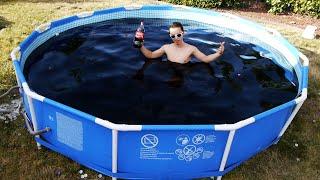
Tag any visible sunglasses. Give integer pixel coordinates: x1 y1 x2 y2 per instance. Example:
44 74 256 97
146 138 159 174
170 33 183 39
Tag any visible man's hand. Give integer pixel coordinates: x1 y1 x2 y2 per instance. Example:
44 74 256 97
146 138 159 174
217 42 225 55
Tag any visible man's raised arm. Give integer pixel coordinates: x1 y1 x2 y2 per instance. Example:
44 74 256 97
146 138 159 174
192 42 225 63
140 45 166 59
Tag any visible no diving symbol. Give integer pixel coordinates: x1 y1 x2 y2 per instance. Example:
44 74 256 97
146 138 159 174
141 134 159 148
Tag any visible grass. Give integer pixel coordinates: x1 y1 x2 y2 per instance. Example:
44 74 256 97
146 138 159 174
0 0 319 179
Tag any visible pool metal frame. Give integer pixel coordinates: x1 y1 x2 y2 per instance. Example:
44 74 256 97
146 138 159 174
11 5 308 179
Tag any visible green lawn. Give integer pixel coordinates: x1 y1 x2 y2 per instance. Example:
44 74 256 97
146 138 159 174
0 1 319 179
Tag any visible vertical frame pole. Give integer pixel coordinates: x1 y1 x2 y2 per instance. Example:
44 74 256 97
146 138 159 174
112 130 118 180
26 96 41 148
217 130 236 180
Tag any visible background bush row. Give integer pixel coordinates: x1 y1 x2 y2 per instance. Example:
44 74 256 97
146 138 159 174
266 0 319 17
166 0 248 8
166 0 320 17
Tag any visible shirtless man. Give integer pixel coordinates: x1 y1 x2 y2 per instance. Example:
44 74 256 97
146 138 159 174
140 22 225 63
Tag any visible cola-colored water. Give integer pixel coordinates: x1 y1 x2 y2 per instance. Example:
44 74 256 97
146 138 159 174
25 18 298 125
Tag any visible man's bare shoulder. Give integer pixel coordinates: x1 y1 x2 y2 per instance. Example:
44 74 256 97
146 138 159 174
162 44 170 49
186 43 197 51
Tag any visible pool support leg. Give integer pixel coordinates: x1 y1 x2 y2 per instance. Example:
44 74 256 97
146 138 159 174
275 99 304 144
217 130 236 180
26 95 42 148
112 129 118 180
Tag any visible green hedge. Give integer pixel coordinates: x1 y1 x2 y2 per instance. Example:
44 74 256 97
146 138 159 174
166 0 320 17
266 0 320 17
166 0 248 9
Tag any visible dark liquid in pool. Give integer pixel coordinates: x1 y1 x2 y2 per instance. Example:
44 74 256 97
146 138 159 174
25 18 298 125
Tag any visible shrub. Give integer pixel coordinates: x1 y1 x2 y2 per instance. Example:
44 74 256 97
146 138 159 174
265 0 320 17
265 0 295 14
166 0 248 9
293 0 320 17
166 0 320 17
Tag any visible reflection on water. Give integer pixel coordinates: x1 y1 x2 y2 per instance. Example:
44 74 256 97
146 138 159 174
25 18 298 125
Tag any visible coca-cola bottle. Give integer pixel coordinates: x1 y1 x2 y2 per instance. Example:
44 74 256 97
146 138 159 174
133 21 145 48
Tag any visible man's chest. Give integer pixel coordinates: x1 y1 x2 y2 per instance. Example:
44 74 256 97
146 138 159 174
166 47 192 63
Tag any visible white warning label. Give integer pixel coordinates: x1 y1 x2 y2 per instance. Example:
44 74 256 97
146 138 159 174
140 134 173 160
140 148 173 160
139 133 217 161
202 150 215 159
205 135 216 143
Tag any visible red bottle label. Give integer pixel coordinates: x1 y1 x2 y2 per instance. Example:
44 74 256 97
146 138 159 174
135 31 144 39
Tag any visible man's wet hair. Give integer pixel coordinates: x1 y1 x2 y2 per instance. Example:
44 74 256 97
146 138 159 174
169 22 184 32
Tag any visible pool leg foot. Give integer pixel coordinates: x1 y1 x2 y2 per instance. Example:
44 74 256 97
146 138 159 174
210 177 219 180
37 142 42 150
273 137 281 145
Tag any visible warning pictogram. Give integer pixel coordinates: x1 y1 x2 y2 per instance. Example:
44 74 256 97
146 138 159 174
141 134 159 149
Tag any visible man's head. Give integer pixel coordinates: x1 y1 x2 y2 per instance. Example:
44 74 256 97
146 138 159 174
169 22 184 44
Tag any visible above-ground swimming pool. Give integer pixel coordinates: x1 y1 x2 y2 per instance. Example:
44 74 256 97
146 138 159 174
11 5 308 179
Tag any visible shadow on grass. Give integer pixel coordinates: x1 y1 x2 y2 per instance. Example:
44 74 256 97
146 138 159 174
219 1 269 13
0 16 12 30
299 47 320 65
